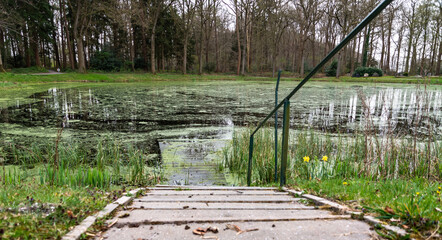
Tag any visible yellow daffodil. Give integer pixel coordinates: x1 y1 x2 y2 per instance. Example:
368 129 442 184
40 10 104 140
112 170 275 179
437 191 440 195
416 192 420 195
439 186 441 190
343 182 348 185
303 156 310 162
322 155 328 161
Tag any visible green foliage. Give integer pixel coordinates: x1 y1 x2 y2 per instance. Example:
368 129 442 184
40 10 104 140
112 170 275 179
90 51 122 72
325 60 338 77
223 128 441 184
10 66 49 74
204 62 216 73
294 178 441 234
0 183 121 239
353 66 383 77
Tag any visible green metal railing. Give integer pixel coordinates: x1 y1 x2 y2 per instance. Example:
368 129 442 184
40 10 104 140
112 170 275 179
247 0 393 186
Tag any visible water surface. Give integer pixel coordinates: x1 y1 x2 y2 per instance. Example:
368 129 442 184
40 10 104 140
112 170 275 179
1 81 441 184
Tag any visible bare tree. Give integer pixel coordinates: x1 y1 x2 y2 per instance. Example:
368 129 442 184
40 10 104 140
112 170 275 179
178 0 196 74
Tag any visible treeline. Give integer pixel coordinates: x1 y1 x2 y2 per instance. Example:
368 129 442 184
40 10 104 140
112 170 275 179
0 0 441 76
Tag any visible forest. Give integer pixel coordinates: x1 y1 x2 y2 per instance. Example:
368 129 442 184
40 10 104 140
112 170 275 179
0 0 441 77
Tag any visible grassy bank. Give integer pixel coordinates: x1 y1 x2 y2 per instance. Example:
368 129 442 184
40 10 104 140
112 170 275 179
1 71 441 85
0 137 161 239
222 128 441 237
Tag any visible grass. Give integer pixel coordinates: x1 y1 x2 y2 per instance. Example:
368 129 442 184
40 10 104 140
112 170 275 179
0 71 441 85
0 137 162 238
221 127 442 237
292 178 441 238
0 182 123 239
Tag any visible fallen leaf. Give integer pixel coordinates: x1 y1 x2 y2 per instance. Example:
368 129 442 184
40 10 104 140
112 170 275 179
193 227 206 235
402 225 409 229
318 205 332 210
384 206 395 215
237 228 259 235
119 213 130 218
436 207 442 213
66 210 76 218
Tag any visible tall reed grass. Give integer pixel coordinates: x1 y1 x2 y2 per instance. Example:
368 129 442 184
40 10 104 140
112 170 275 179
224 82 441 185
0 139 162 189
223 127 441 185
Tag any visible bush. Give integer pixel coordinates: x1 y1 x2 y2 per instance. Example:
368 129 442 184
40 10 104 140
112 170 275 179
90 51 122 72
325 60 338 77
353 67 383 77
203 62 216 73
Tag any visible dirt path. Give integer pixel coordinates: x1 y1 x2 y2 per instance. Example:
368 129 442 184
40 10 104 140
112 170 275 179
97 185 377 240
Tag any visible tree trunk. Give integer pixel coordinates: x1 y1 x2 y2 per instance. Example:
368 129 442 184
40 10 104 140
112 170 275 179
59 0 67 69
241 7 247 75
22 26 31 67
336 53 341 78
33 31 41 67
396 28 403 73
183 35 188 74
214 6 219 73
141 27 148 71
235 0 241 75
410 42 417 75
76 36 86 73
436 39 442 75
386 14 393 72
150 23 157 74
52 27 61 69
0 29 4 72
61 0 75 69
362 25 370 67
0 43 4 72
199 11 203 75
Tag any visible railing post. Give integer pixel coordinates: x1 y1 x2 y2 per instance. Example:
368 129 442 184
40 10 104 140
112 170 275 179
280 99 290 187
247 135 254 186
274 70 281 182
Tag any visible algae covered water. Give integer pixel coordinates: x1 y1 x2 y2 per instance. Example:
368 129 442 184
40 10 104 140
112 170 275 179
1 81 441 185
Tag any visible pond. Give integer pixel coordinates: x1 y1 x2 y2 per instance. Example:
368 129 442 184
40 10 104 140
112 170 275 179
1 81 441 185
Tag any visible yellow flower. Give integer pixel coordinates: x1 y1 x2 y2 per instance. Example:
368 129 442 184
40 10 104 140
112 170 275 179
322 155 328 161
416 192 420 195
437 191 441 195
439 186 441 190
343 182 348 185
303 156 310 162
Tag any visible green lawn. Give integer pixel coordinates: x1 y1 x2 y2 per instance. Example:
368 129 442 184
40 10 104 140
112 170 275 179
1 71 441 85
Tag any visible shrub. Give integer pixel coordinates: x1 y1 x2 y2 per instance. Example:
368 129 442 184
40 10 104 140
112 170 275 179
90 51 122 72
325 60 338 77
203 62 216 73
353 67 383 77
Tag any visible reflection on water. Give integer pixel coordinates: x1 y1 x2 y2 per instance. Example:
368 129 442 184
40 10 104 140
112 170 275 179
1 82 441 139
1 81 441 185
304 87 442 136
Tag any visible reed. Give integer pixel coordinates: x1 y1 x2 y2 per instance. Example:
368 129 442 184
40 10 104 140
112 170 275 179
0 139 162 189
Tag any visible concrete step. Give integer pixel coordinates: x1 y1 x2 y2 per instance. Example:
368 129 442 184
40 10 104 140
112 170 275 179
145 190 289 195
102 220 374 240
113 209 350 227
153 185 278 190
130 202 314 210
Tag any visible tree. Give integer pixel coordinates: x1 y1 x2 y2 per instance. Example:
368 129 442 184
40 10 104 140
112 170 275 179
67 0 97 73
178 0 196 74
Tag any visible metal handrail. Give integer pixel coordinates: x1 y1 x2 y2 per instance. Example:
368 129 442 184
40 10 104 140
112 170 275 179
247 0 393 186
